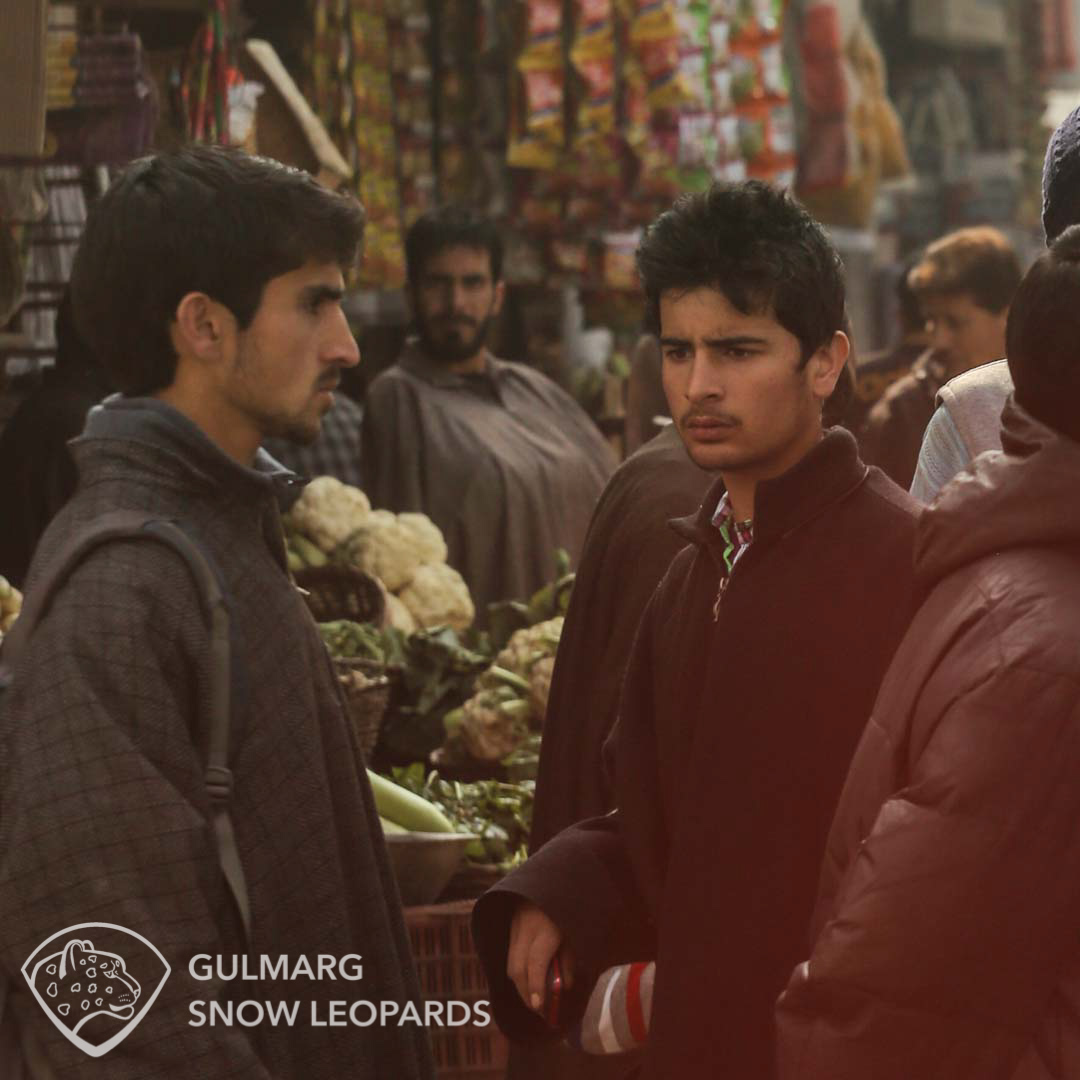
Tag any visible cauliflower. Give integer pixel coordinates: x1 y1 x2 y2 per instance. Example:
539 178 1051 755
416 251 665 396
489 617 564 682
396 513 448 565
384 591 418 634
0 575 21 635
337 513 424 592
398 563 475 632
458 689 532 762
286 476 371 553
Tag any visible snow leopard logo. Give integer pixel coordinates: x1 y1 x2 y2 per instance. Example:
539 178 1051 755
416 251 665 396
22 923 171 1058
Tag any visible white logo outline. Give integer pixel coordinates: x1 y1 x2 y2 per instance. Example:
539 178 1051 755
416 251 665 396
21 922 171 1058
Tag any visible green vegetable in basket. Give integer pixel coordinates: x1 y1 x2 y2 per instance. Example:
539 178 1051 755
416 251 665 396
379 815 409 835
318 619 385 662
389 766 535 871
484 666 531 695
367 769 455 834
292 535 329 568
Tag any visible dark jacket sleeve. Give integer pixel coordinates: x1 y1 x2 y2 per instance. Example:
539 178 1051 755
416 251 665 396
776 665 1080 1080
858 395 912 490
0 543 275 1078
473 595 665 1043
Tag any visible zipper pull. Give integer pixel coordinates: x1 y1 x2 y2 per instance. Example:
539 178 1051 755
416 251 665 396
713 578 726 621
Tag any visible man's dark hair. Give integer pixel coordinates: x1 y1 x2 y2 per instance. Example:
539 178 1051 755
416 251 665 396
405 206 503 288
1005 224 1080 443
53 289 107 383
635 180 847 366
69 145 365 396
907 226 1020 315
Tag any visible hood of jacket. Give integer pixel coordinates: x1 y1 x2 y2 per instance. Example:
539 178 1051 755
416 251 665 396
72 394 307 513
916 396 1080 590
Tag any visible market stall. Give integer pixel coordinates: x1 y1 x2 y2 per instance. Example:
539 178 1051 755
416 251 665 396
281 473 572 1076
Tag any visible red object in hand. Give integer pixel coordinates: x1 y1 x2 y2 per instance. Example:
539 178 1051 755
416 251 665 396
543 954 563 1028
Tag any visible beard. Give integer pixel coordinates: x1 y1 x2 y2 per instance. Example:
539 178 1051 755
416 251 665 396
233 336 336 446
416 312 494 365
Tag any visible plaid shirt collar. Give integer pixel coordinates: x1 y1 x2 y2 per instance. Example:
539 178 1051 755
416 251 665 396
711 492 754 576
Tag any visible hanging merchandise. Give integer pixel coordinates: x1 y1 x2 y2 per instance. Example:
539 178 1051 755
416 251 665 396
42 3 157 166
786 0 910 228
178 5 264 156
571 0 617 149
387 0 436 226
629 1 696 111
302 0 809 297
180 0 234 146
492 0 804 292
726 0 796 186
508 0 567 170
435 0 474 204
310 0 407 287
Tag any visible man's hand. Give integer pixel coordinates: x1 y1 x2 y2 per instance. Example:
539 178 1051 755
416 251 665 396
507 901 575 1014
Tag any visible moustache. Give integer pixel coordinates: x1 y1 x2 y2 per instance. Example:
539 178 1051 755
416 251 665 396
683 410 739 427
314 373 341 392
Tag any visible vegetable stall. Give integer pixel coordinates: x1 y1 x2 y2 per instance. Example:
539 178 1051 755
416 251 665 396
283 473 571 908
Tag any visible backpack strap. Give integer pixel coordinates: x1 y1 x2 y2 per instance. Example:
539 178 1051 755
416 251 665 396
141 521 252 947
0 510 252 946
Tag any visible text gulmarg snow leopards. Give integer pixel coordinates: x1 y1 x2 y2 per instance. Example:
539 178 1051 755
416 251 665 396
187 954 491 1029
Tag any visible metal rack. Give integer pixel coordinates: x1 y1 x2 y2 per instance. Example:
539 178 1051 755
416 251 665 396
1 167 95 373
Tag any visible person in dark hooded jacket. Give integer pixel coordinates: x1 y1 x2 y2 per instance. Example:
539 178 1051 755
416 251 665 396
506 423 710 1080
0 148 433 1079
776 224 1080 1080
473 181 918 1080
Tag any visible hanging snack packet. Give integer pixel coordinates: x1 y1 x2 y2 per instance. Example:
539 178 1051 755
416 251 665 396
576 56 617 144
522 67 565 137
571 0 616 147
519 0 563 67
629 0 679 43
712 65 734 113
730 50 760 105
760 41 787 101
621 52 651 153
678 110 714 171
714 111 739 162
710 16 731 61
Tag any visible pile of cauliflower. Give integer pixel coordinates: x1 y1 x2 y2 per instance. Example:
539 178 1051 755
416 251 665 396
0 576 22 640
439 617 564 764
284 476 474 634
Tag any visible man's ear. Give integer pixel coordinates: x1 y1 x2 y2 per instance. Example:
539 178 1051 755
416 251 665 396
807 330 851 403
171 292 233 364
491 279 506 317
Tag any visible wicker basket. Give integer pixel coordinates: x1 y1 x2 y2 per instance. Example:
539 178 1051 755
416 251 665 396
334 657 391 759
405 900 510 1079
295 565 386 626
